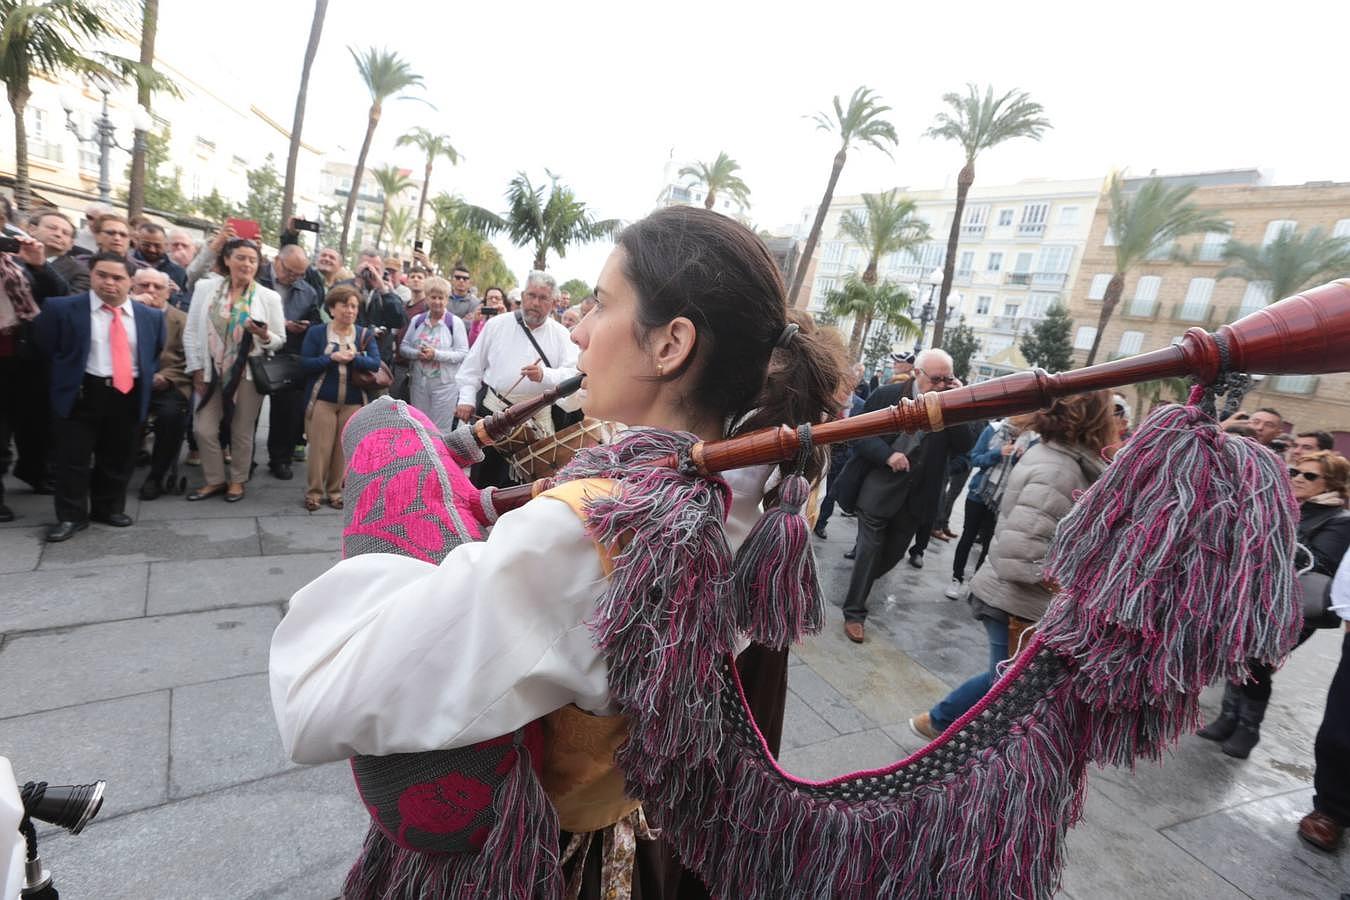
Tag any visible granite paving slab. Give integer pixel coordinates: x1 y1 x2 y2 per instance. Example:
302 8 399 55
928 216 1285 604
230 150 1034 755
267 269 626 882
0 563 148 633
776 727 905 782
0 524 43 573
0 487 49 529
36 516 263 569
146 552 338 616
0 606 279 717
257 515 345 555
1162 788 1349 899
39 762 367 900
779 688 839 751
0 691 170 824
170 673 298 798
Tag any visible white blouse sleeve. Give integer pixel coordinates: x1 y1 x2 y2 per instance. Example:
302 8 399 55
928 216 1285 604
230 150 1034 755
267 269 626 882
269 496 612 765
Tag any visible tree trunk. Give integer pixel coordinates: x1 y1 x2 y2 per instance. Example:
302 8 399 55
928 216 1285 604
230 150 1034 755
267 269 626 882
339 105 380 257
1083 272 1125 366
533 247 547 271
127 0 158 220
787 148 848 308
704 188 716 210
414 156 432 245
281 0 327 232
932 160 974 348
9 85 31 211
862 257 878 286
847 309 867 360
375 202 389 251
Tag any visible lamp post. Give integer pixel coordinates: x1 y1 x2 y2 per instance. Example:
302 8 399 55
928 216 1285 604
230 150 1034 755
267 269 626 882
60 88 152 205
914 267 945 353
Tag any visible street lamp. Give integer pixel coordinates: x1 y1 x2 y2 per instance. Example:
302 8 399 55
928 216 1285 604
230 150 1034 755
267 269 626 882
914 267 945 352
60 88 152 204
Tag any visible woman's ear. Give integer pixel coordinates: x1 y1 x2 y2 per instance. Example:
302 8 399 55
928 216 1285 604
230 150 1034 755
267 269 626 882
650 315 698 376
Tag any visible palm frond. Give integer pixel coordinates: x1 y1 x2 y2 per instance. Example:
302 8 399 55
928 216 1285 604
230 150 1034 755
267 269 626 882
925 83 1050 163
1218 227 1350 301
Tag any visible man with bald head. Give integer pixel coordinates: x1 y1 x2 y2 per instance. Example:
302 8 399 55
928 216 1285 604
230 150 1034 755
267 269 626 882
258 244 323 479
840 348 978 643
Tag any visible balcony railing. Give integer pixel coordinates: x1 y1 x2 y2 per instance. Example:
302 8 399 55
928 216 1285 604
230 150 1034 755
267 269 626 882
1123 297 1158 318
1031 272 1068 287
1004 272 1032 287
960 223 985 240
1170 301 1215 324
989 315 1032 333
1195 243 1227 262
954 269 973 284
1016 222 1045 238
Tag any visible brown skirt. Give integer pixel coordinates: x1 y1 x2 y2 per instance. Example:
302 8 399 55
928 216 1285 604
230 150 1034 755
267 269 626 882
563 644 791 899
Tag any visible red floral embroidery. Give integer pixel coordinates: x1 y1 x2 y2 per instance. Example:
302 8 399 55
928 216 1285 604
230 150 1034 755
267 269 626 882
396 771 493 843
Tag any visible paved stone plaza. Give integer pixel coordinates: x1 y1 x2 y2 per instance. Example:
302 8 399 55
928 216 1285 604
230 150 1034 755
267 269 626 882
1 444 1346 898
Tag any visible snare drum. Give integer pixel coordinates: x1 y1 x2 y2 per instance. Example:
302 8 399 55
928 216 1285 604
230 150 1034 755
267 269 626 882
509 418 624 482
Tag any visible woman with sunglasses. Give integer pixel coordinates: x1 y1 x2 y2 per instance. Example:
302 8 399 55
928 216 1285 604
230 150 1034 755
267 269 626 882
1199 449 1350 758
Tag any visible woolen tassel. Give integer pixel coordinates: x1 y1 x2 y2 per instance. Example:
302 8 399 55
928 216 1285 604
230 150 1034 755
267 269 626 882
1036 403 1303 762
731 473 826 649
475 740 562 900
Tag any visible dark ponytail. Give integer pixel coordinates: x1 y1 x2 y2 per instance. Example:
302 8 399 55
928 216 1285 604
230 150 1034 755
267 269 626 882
618 207 848 482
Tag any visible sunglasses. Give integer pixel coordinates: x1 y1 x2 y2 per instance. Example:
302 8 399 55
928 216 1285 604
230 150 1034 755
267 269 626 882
1288 468 1323 482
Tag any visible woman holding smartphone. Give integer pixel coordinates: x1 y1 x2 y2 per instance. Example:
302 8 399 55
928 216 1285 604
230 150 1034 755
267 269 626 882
182 238 285 502
298 285 382 511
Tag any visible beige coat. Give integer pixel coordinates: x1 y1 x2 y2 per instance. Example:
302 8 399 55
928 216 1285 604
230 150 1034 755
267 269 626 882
969 440 1106 622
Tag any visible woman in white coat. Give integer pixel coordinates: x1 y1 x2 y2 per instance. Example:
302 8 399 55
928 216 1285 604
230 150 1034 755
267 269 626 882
399 275 468 433
182 238 285 502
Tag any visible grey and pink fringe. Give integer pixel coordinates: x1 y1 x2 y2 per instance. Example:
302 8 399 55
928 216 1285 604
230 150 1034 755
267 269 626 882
334 399 1303 899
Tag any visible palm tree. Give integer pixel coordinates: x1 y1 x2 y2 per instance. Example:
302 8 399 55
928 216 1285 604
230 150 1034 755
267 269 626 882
0 0 118 211
396 127 460 246
678 151 750 211
428 193 514 289
836 189 929 353
369 164 415 250
339 47 423 255
1218 226 1350 313
786 86 898 308
925 84 1051 347
468 171 620 271
824 276 920 360
280 0 328 229
1133 376 1190 424
1083 175 1230 366
385 205 413 256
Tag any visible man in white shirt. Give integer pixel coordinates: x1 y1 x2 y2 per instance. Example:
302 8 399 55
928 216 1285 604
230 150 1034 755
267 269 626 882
34 253 165 541
455 270 579 487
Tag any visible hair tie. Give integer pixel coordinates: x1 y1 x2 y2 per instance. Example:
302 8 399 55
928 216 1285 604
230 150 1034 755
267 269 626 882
774 323 800 349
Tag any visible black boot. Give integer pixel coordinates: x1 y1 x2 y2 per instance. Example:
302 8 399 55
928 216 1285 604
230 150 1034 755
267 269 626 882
1221 697 1267 759
1197 683 1241 742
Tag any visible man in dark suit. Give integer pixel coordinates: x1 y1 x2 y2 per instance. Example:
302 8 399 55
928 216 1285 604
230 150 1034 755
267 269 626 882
257 244 322 479
35 252 165 542
841 349 976 643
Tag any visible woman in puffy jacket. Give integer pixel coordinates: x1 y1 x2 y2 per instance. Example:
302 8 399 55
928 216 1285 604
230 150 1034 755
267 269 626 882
910 390 1117 740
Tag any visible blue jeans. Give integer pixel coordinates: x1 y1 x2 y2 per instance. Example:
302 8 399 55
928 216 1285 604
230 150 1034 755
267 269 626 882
929 617 1010 731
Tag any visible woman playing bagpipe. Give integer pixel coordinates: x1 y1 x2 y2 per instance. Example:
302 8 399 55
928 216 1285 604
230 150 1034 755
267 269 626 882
271 203 1347 898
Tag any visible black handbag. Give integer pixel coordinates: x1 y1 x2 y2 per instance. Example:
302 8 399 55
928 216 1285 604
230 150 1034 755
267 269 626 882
249 351 307 395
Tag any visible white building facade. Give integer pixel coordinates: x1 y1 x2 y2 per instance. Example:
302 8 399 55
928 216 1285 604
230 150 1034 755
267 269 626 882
799 176 1104 363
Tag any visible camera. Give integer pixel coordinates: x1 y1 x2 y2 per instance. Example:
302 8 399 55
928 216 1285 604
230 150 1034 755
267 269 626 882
292 218 321 234
481 307 500 318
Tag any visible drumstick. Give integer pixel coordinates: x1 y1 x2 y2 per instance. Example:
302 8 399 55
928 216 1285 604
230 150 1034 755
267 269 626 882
502 357 544 398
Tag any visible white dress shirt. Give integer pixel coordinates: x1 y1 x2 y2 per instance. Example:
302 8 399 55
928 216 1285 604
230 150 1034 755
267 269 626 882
86 293 140 378
455 311 579 407
1332 552 1350 621
269 466 774 765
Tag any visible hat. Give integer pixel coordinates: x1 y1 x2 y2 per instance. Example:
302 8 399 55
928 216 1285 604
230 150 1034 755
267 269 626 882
890 350 915 365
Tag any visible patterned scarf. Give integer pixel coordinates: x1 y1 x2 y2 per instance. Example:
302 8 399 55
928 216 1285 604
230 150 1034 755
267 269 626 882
0 253 38 332
207 279 255 384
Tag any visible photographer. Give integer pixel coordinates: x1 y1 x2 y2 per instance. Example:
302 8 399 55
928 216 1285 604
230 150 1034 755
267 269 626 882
466 285 506 346
345 249 404 376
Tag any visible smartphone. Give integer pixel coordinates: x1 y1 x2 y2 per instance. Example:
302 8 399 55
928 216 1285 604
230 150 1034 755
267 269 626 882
413 240 424 253
250 318 267 329
481 307 499 318
227 217 262 241
0 236 21 254
292 218 320 234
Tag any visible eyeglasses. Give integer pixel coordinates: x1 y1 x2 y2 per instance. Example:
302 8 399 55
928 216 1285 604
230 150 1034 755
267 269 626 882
452 274 471 281
917 369 958 385
1288 468 1323 482
101 230 130 238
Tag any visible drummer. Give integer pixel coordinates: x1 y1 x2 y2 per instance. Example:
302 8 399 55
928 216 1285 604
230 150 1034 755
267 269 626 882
454 271 581 487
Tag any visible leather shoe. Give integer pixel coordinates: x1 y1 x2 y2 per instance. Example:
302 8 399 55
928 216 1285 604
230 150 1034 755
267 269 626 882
812 523 828 539
92 512 133 527
908 713 939 741
844 621 865 643
139 478 163 501
0 503 13 523
187 484 227 501
1298 810 1344 852
46 520 89 542
844 547 856 560
908 552 924 569
224 483 246 503
931 528 951 542
270 462 294 481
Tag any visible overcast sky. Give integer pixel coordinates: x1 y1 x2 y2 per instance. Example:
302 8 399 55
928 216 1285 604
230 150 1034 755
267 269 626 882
158 0 1350 288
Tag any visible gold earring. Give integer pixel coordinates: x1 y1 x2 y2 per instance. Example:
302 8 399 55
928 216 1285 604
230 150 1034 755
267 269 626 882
656 362 664 377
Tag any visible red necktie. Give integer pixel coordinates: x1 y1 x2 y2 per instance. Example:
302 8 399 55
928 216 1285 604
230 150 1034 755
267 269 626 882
104 304 133 394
